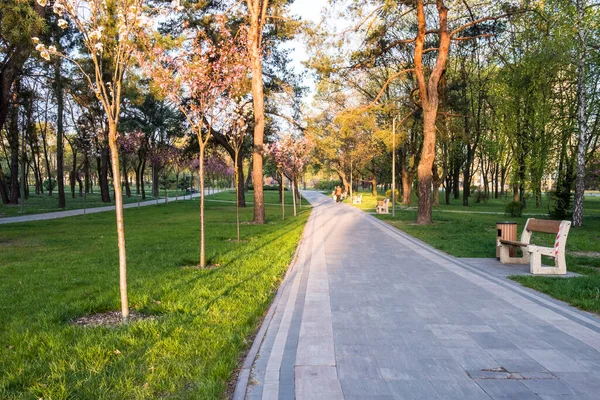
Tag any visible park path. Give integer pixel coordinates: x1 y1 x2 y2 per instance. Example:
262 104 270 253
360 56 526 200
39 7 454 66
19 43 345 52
234 191 600 400
0 189 226 225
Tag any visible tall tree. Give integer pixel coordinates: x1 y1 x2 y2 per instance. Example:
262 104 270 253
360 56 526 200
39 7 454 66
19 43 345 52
246 0 268 223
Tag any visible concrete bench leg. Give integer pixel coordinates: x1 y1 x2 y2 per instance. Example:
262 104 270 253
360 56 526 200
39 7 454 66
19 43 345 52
529 249 566 275
499 244 529 265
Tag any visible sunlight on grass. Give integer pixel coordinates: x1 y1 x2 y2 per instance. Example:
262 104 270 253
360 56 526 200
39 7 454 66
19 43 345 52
0 191 310 399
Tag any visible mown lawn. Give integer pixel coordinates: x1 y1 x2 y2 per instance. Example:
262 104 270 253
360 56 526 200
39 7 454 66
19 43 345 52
350 191 600 314
0 188 200 218
0 191 310 399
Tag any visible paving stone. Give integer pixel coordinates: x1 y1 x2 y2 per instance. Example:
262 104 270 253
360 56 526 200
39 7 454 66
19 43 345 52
474 379 540 399
235 192 600 399
520 379 575 395
385 379 442 399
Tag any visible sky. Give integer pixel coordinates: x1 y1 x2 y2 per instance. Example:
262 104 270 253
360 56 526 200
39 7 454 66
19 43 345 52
282 0 329 107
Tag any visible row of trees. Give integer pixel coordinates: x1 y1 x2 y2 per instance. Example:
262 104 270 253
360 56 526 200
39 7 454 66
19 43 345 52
0 0 308 321
306 0 599 225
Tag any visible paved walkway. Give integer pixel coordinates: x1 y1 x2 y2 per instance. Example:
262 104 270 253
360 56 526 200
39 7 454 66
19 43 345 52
234 191 600 400
0 189 226 224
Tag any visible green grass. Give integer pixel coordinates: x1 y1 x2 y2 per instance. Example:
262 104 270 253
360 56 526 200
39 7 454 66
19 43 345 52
350 190 600 314
0 188 199 218
0 191 310 399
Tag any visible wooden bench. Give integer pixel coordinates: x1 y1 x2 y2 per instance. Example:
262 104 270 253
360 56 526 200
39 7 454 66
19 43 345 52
353 194 362 204
376 198 389 214
498 218 571 275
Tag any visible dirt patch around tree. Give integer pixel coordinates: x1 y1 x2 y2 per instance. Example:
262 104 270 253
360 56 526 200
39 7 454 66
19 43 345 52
72 311 154 327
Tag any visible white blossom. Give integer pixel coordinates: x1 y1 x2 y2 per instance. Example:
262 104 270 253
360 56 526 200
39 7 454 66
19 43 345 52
40 50 50 61
58 19 68 29
48 45 57 53
94 42 104 53
32 37 40 44
36 0 48 7
35 43 45 51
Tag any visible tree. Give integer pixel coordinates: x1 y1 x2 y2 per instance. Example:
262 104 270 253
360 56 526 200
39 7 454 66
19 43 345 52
34 0 154 321
140 16 248 267
246 0 268 224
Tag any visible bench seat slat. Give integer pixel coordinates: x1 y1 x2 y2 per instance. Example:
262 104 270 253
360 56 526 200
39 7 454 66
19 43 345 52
499 239 528 247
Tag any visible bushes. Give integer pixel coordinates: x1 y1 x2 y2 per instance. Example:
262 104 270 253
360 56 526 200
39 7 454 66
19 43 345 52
505 201 524 217
547 190 572 219
247 184 287 191
475 189 489 204
313 180 341 191
385 189 400 201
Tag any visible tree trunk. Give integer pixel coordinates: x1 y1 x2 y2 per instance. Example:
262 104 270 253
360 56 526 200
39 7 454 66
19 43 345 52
401 169 413 205
140 158 146 199
8 89 20 204
414 0 449 224
236 150 246 207
371 177 377 197
123 162 131 198
573 0 588 227
417 108 436 224
70 148 77 198
107 122 129 321
54 57 66 209
99 147 111 202
432 163 441 206
199 146 206 267
248 3 266 224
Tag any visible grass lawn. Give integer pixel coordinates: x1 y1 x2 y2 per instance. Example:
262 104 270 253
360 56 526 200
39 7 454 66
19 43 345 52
0 190 310 399
349 191 600 314
0 188 202 218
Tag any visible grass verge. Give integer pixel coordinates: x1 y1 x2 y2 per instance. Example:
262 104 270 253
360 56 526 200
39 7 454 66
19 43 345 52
0 191 310 399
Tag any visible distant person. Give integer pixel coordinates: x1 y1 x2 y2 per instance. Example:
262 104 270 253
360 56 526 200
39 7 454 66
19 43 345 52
334 186 343 203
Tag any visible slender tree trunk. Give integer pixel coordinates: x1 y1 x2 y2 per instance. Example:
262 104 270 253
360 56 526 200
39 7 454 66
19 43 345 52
99 147 111 202
0 163 9 204
402 169 413 205
8 89 20 204
432 163 441 206
199 146 206 267
55 57 66 209
107 122 129 321
371 177 377 197
291 175 297 217
236 151 246 207
417 108 436 224
140 158 146 199
280 170 285 220
123 162 131 198
573 0 588 226
70 149 77 198
235 154 241 241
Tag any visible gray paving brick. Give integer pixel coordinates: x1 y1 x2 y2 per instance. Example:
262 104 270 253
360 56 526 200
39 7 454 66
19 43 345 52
474 379 540 399
235 192 600 399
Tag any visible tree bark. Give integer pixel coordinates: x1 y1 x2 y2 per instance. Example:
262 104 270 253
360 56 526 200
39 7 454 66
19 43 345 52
415 0 450 224
54 57 66 209
8 89 19 204
401 169 414 205
108 122 129 321
573 0 588 227
99 147 111 202
247 0 268 224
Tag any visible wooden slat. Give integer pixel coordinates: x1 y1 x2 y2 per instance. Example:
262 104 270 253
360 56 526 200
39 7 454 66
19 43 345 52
499 239 528 247
525 219 561 234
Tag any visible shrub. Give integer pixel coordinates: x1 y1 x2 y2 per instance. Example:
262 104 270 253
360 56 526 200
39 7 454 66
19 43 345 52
547 190 572 219
43 178 57 192
314 180 341 191
385 189 400 201
475 189 489 204
505 201 524 217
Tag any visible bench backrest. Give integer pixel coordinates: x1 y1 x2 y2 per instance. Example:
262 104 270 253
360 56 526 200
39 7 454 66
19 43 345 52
521 218 571 256
525 219 561 234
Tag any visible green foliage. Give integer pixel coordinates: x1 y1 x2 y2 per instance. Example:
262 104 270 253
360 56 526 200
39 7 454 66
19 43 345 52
43 178 57 192
505 201 524 217
0 191 310 398
385 189 399 201
314 180 341 191
475 190 489 204
547 190 573 219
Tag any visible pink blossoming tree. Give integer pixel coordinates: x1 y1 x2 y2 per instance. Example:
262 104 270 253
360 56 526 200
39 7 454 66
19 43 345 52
139 17 248 267
268 133 312 217
32 0 170 321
